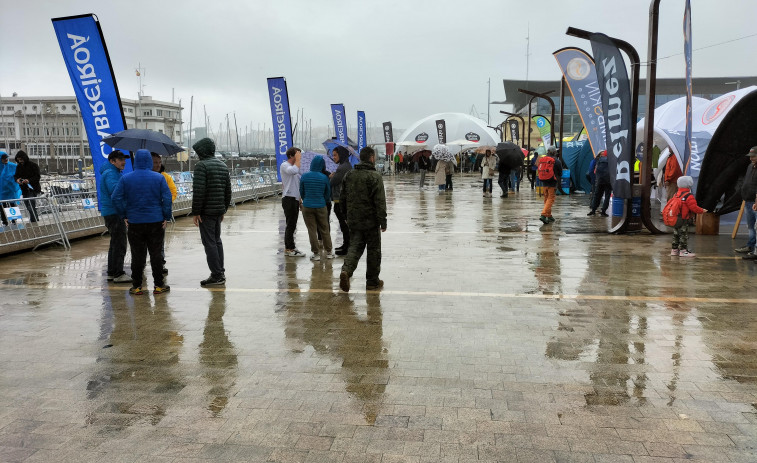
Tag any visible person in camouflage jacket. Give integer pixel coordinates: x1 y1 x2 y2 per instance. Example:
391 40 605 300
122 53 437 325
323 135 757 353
339 146 387 292
192 137 232 286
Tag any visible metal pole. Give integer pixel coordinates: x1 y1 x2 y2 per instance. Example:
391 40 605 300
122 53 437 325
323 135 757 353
188 96 193 171
487 78 491 125
518 89 555 149
558 77 566 153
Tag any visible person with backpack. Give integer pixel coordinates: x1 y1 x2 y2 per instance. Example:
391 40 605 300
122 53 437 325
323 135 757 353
664 176 706 257
587 150 612 217
537 146 563 224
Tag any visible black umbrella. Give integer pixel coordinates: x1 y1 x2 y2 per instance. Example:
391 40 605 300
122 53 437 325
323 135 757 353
102 128 184 156
412 149 431 162
496 142 524 170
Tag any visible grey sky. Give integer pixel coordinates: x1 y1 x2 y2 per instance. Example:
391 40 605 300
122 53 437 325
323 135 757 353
1 0 755 133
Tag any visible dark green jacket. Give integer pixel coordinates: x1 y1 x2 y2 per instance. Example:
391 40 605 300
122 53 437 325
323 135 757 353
342 161 387 230
192 155 231 216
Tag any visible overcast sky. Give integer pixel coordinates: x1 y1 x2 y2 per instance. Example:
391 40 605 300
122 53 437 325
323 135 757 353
2 0 755 133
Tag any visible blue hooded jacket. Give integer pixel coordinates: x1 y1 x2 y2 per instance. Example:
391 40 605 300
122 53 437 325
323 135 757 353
111 149 172 224
0 159 22 201
98 161 123 217
299 155 331 209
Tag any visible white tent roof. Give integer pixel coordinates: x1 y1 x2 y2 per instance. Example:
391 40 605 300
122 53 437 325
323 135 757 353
396 112 500 154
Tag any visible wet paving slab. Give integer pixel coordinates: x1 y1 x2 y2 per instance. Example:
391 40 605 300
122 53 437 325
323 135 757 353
1 173 757 462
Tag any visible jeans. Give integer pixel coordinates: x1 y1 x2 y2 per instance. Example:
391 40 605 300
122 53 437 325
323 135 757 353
591 181 612 213
510 170 519 191
104 214 127 277
541 187 557 217
302 206 332 254
22 190 38 222
281 196 300 250
199 215 225 278
498 169 510 195
127 222 165 288
746 201 756 249
445 174 453 190
334 200 349 248
482 178 492 193
419 169 426 188
341 227 382 285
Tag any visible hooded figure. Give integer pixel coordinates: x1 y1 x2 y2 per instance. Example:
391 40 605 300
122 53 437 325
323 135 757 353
299 155 334 260
330 146 353 254
0 153 21 201
13 150 41 195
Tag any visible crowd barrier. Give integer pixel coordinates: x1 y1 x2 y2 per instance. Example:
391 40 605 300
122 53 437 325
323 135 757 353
1 171 281 256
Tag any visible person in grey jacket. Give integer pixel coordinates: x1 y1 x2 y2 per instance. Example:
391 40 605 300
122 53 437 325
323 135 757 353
330 146 352 256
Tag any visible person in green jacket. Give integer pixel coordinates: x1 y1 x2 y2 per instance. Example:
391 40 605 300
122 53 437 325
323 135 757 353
339 146 387 292
192 138 232 286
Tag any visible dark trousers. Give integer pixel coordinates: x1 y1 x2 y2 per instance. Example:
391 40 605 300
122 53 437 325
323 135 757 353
482 179 493 193
104 214 127 277
591 181 612 213
498 168 511 195
334 200 349 248
128 222 165 288
528 169 536 189
341 227 382 285
282 196 300 250
22 190 38 222
445 174 453 190
199 215 225 278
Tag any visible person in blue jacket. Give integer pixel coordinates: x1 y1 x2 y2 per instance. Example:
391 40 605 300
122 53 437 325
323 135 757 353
0 152 22 226
111 149 173 295
99 151 131 283
299 155 334 261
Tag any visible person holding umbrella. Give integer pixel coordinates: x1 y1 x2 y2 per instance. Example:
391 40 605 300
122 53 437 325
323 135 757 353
495 142 524 198
432 144 453 195
330 146 352 256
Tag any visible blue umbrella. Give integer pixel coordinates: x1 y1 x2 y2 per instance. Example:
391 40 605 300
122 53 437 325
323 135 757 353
322 139 359 166
102 128 184 156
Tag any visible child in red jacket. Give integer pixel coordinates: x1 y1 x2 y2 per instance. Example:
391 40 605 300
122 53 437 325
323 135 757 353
671 176 707 257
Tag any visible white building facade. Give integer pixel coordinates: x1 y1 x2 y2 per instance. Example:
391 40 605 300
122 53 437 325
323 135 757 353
0 95 182 173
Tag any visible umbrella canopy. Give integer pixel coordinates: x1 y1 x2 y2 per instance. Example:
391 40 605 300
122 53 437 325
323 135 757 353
322 139 359 166
475 145 497 154
495 142 524 170
431 144 456 164
102 129 183 156
412 149 431 162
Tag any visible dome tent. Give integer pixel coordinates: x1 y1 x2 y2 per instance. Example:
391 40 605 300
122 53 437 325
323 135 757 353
396 113 500 154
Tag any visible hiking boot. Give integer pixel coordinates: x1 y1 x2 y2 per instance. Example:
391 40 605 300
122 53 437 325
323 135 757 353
339 271 350 292
310 254 321 262
734 246 753 254
547 216 556 223
670 249 679 256
366 280 384 291
201 275 226 286
539 215 548 224
129 286 144 295
587 210 596 216
335 248 348 256
112 273 132 284
679 250 696 257
500 194 508 198
743 252 757 260
153 285 171 294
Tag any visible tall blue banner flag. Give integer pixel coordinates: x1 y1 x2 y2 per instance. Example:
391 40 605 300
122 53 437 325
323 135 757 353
267 77 294 181
590 33 633 199
683 0 693 174
331 104 347 144
357 111 367 155
552 47 606 157
51 14 129 205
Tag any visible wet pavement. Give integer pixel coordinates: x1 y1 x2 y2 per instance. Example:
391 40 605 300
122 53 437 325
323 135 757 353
1 173 757 463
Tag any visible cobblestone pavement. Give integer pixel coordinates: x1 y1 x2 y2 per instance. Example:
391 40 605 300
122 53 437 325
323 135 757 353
1 173 756 462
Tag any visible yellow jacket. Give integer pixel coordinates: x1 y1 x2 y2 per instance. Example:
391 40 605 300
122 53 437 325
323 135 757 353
161 172 177 202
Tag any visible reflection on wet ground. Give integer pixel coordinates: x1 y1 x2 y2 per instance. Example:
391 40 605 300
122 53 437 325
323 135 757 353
1 174 757 462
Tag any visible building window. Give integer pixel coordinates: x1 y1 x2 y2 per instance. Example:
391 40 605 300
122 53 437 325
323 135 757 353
61 105 66 110
156 109 163 117
143 110 152 116
72 105 77 111
158 129 163 134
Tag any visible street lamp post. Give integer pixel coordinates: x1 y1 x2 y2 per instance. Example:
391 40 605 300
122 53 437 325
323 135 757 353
517 89 556 151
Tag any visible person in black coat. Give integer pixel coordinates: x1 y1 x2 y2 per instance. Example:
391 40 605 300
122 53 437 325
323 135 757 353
13 150 41 222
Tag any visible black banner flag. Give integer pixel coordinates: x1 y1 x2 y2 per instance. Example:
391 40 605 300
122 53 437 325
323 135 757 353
435 119 446 144
382 122 393 143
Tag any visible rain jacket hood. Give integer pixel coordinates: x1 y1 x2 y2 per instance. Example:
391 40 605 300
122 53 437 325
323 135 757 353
134 149 153 170
310 155 326 173
193 138 216 160
335 146 351 165
98 160 123 216
111 149 172 223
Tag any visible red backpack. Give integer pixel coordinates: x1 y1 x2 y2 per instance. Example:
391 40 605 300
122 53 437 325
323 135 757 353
537 157 555 181
661 191 691 227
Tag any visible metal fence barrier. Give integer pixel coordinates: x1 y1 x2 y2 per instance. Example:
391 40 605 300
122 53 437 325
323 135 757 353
1 171 282 256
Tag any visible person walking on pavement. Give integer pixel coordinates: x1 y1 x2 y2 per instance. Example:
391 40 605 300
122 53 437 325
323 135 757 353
418 152 429 189
537 146 563 224
191 138 232 286
587 150 612 217
339 147 387 292
152 152 177 275
0 152 22 227
280 147 306 257
300 155 334 261
330 146 352 256
735 147 757 260
99 150 131 283
481 150 497 197
13 151 41 223
112 149 173 295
